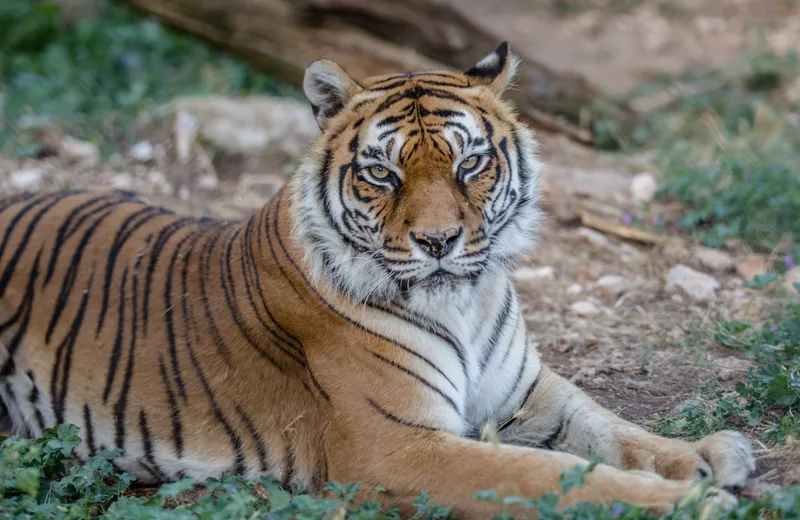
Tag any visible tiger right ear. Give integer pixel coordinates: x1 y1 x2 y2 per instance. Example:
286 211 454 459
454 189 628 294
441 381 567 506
464 42 520 95
303 59 362 130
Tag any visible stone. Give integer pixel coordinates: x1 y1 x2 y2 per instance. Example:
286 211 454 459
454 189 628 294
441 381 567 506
666 264 720 302
594 274 628 299
576 227 611 248
174 110 200 164
10 169 42 190
570 300 600 317
737 256 767 282
61 136 99 163
714 356 752 381
566 283 583 296
512 266 555 282
129 140 155 162
196 172 220 191
672 400 701 415
630 172 657 203
110 172 134 189
694 246 735 272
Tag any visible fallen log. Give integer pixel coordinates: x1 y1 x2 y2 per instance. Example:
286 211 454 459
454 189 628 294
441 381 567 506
120 0 640 146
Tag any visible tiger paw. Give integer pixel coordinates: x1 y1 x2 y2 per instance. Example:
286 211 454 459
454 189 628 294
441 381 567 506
690 431 756 490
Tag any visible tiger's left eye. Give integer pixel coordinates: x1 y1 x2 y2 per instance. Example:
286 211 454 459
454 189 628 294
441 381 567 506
458 155 485 179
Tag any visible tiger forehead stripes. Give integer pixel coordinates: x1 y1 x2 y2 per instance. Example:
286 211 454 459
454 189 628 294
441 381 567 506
0 42 755 518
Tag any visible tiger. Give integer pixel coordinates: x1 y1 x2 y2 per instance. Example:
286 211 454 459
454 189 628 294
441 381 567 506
0 42 755 517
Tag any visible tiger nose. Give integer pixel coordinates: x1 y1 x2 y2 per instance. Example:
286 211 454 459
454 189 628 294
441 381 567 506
410 227 463 259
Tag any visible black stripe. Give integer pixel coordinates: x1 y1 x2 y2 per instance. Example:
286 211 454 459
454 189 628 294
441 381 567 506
139 409 171 481
83 404 98 454
158 357 184 459
198 227 236 363
26 371 46 432
113 246 146 450
44 194 128 286
0 193 67 300
51 271 94 424
306 367 331 402
45 207 115 344
97 206 171 335
0 250 43 378
367 350 459 413
235 405 269 472
478 284 514 372
103 266 128 403
163 231 197 401
368 398 438 431
142 217 196 336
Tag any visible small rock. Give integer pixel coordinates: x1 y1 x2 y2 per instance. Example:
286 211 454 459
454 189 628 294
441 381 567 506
666 264 720 302
594 274 628 299
61 136 99 163
110 172 134 189
570 300 600 317
196 173 220 191
737 256 767 282
577 227 611 248
10 169 42 190
630 172 657 203
672 400 701 414
714 356 752 381
694 246 735 272
512 266 555 282
785 267 800 294
129 141 155 162
174 110 200 164
566 283 582 296
178 186 191 201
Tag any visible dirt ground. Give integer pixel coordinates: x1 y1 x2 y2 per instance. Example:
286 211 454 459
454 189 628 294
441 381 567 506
2 0 798 495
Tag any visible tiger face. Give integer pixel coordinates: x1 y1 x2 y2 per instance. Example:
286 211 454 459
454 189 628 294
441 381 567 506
291 43 542 305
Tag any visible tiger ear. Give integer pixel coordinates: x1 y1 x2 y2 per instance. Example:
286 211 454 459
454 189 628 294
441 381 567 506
464 41 519 95
303 59 362 130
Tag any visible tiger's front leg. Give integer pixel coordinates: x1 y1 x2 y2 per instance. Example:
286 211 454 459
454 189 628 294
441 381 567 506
499 366 756 490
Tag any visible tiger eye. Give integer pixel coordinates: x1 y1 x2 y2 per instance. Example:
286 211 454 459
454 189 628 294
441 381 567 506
369 166 390 179
460 156 479 171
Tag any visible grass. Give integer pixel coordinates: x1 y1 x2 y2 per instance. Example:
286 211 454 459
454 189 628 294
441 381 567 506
598 44 800 253
0 0 298 157
652 287 800 448
3 425 800 519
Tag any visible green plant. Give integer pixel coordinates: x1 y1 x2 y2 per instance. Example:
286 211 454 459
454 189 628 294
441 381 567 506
0 0 298 156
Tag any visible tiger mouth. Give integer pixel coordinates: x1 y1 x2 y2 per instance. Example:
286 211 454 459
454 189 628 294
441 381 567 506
400 268 478 292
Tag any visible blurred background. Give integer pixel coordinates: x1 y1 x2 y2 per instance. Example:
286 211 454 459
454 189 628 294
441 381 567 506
1 0 799 493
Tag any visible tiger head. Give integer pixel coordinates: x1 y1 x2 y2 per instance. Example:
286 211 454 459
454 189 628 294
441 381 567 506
291 42 543 306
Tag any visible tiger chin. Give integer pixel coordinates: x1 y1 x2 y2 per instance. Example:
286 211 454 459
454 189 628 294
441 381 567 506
0 42 755 518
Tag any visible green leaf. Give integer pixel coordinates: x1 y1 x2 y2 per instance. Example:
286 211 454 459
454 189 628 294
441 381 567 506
744 273 778 289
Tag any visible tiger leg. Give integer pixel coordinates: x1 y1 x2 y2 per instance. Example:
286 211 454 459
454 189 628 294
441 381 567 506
499 366 756 490
325 415 734 519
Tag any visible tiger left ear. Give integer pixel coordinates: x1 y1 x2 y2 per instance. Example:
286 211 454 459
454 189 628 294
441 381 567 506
304 59 362 130
464 41 520 95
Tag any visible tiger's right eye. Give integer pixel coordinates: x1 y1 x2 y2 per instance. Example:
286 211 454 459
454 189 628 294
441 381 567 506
369 166 390 180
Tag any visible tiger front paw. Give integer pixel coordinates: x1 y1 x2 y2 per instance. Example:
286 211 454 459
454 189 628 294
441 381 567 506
650 430 756 490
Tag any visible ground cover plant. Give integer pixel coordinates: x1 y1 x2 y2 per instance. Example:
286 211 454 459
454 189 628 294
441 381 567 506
2 0 800 518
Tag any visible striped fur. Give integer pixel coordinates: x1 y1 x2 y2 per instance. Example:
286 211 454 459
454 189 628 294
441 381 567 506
0 43 754 517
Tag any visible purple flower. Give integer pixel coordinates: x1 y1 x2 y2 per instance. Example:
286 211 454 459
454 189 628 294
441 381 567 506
652 217 665 227
786 254 795 270
770 326 778 333
622 214 633 225
610 503 625 517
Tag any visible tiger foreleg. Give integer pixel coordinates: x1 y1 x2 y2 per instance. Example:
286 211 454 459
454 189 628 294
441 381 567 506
499 366 756 490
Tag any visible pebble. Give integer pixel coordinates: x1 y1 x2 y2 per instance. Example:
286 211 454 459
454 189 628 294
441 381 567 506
630 172 657 203
666 264 720 302
110 172 134 189
577 227 611 248
693 246 735 272
512 266 555 282
61 136 99 163
129 141 155 162
714 356 752 381
196 173 220 191
570 300 600 317
10 169 43 190
594 274 628 298
566 283 582 296
737 256 767 282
